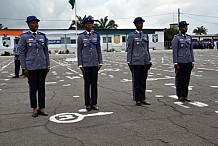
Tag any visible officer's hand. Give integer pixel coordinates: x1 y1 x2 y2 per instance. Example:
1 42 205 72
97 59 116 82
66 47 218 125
80 67 85 74
98 65 102 71
46 67 50 76
128 63 132 72
22 69 29 79
192 63 194 70
174 64 180 73
148 62 152 69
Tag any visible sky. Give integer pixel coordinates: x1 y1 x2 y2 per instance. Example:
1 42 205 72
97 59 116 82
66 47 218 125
0 0 218 34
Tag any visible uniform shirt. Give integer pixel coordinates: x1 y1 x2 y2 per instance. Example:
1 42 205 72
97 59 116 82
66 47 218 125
172 33 195 64
77 30 103 67
19 31 50 70
127 30 151 65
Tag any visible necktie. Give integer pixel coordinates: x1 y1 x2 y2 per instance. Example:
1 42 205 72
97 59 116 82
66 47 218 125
88 32 91 36
33 33 36 36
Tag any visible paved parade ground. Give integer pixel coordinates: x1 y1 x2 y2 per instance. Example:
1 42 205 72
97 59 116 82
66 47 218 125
0 50 218 146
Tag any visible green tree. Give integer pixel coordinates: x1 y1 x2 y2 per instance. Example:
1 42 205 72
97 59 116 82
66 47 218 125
94 16 118 29
0 24 8 29
193 26 207 35
68 15 118 30
69 15 92 30
164 28 179 49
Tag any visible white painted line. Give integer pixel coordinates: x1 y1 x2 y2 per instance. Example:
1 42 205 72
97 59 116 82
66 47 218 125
146 90 152 93
169 95 178 99
73 96 80 98
174 102 190 108
2 71 8 73
109 75 114 78
188 86 193 91
171 86 176 89
188 101 209 107
0 89 2 91
155 95 164 98
78 109 88 112
56 76 60 78
215 111 218 113
165 83 174 86
65 72 73 75
59 80 64 82
65 58 77 62
49 112 113 123
161 57 164 63
0 79 10 81
100 73 107 75
66 76 81 80
210 86 218 88
67 68 79 73
215 101 218 103
52 71 58 75
63 84 71 87
121 79 132 82
45 82 57 85
104 68 120 71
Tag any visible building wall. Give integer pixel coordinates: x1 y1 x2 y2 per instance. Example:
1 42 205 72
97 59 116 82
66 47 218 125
0 29 165 54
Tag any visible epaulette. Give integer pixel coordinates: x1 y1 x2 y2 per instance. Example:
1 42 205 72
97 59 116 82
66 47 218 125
20 32 29 36
38 32 45 35
79 31 86 35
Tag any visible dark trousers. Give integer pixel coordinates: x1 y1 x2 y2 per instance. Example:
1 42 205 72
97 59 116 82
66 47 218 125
28 69 47 109
83 66 98 106
132 65 150 101
175 63 192 98
14 59 20 77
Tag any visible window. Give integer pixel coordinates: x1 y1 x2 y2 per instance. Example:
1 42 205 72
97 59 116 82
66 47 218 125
122 36 126 42
103 36 112 43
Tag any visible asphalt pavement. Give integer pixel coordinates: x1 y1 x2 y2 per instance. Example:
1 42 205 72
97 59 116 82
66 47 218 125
0 49 218 146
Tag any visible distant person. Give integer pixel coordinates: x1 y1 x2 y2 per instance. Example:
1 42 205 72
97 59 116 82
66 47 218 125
12 37 20 78
19 16 50 117
77 16 103 111
126 17 152 106
172 21 195 102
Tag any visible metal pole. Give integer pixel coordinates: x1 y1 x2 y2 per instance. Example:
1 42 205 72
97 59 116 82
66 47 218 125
178 8 180 24
106 34 108 52
75 0 77 54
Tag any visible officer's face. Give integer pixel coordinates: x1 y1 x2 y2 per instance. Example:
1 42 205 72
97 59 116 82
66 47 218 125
28 20 39 32
179 25 188 34
84 22 93 31
135 21 143 31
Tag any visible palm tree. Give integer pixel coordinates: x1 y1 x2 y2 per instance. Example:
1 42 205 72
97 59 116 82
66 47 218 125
68 15 88 30
0 24 8 29
193 26 207 35
94 16 118 29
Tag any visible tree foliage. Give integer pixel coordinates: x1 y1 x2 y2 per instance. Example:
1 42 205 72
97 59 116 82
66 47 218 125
193 26 207 35
0 24 8 29
69 15 118 30
164 28 179 41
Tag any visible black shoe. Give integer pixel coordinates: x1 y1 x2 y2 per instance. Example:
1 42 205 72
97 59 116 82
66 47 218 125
91 105 99 110
178 97 185 102
32 112 38 117
141 100 151 105
136 101 142 106
38 110 48 116
12 76 19 78
86 106 92 111
184 97 191 102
